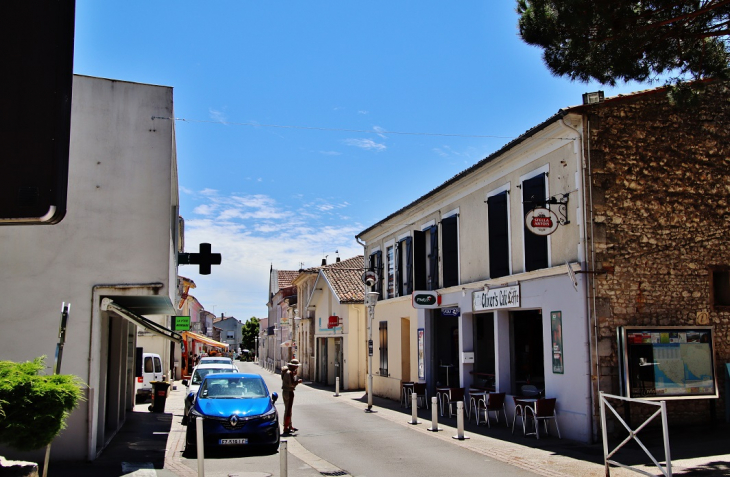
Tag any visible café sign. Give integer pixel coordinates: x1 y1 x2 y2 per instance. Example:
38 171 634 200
412 290 441 309
525 207 559 236
472 285 520 312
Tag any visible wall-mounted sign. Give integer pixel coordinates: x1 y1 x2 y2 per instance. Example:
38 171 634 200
472 285 520 312
618 326 718 400
173 316 191 331
327 316 340 329
441 307 460 317
525 207 559 236
412 290 440 309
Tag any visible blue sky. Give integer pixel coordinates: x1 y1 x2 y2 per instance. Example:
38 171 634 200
74 1 648 321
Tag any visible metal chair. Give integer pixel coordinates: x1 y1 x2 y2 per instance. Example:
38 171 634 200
476 392 507 427
445 387 468 419
525 398 561 439
512 396 528 435
401 382 414 408
468 389 488 421
412 382 429 409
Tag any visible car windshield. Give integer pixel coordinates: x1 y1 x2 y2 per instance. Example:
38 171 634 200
200 376 268 399
191 368 230 385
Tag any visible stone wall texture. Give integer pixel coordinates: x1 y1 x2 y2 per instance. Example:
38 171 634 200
586 81 730 423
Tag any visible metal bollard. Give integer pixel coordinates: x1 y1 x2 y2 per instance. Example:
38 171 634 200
452 401 470 440
335 376 340 397
428 396 441 431
408 392 419 424
280 439 288 477
195 416 205 476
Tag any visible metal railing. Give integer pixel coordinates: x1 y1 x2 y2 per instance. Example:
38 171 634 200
599 392 672 477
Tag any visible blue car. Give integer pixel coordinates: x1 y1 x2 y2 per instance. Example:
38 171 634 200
185 372 279 453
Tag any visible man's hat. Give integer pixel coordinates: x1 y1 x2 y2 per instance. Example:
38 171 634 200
288 358 300 367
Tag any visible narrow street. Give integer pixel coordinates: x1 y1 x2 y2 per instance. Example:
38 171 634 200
176 361 545 477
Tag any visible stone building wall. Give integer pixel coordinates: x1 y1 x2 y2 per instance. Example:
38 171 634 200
585 82 730 423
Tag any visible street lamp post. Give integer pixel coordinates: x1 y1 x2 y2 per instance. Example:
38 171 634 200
255 336 258 364
365 291 378 412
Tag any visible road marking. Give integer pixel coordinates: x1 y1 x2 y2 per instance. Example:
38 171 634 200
284 437 352 477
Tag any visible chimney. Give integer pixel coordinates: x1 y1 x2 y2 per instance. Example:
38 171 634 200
336 256 341 263
321 258 327 266
221 313 224 318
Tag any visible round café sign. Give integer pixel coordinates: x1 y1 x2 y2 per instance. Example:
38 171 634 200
525 207 559 236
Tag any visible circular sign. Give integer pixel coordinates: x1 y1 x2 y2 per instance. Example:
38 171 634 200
525 207 559 236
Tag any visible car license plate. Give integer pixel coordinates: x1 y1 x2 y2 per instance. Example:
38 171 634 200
220 438 248 445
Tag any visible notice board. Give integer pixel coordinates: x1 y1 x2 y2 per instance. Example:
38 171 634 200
618 326 718 400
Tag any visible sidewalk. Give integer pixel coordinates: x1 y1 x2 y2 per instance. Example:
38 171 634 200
46 374 730 476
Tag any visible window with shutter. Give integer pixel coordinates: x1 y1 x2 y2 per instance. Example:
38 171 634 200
442 215 459 288
488 192 510 278
522 174 548 272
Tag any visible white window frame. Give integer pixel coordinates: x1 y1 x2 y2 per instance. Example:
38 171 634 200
519 165 551 272
384 239 395 299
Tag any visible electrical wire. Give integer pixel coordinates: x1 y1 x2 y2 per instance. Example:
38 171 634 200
151 116 577 141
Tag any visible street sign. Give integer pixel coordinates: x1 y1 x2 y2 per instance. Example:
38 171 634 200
173 316 191 331
178 243 222 275
412 290 440 309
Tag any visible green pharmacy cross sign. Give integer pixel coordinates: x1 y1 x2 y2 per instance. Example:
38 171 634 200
173 316 191 331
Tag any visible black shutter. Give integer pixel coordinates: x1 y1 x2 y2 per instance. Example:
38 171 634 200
414 230 426 290
429 225 439 290
394 241 401 297
488 192 510 278
442 216 459 288
405 237 413 295
523 174 548 271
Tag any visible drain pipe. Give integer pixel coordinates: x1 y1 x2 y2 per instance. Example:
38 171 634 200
562 115 599 443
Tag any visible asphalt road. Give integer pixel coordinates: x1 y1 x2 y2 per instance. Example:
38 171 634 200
178 361 541 477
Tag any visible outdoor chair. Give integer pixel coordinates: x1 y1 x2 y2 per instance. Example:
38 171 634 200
524 397 561 439
520 384 541 397
401 382 414 408
445 387 468 419
476 392 507 427
412 382 429 409
512 396 527 435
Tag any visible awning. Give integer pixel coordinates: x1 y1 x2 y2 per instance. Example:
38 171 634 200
182 331 229 349
101 298 182 343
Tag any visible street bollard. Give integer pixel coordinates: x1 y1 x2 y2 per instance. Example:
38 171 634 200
428 396 442 431
335 377 340 397
195 416 205 476
452 401 470 440
408 392 419 424
280 440 288 477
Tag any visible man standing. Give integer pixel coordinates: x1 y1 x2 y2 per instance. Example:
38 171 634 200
281 358 302 434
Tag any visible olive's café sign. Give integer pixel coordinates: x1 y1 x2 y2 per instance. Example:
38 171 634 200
472 285 520 312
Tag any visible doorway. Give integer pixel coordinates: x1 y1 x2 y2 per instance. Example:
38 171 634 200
510 310 544 395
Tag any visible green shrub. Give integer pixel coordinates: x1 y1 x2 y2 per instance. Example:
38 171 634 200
0 356 85 451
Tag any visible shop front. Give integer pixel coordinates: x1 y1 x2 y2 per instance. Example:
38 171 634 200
181 331 230 378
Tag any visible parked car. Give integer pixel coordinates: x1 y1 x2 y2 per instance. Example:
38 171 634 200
185 373 279 454
135 352 162 403
199 356 236 368
182 364 237 424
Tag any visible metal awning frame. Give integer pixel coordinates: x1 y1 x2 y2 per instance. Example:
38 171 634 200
101 297 182 343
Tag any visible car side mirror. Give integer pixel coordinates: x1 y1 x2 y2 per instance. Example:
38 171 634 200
271 392 278 403
182 379 188 386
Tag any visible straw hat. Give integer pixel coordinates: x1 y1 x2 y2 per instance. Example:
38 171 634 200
288 358 300 367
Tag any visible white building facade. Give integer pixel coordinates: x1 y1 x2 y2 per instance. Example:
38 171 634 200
357 113 594 442
0 75 181 461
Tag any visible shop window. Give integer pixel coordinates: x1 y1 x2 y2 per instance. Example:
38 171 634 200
487 191 510 278
510 310 544 395
442 215 459 288
396 237 413 297
522 173 548 272
368 250 383 299
710 266 730 310
414 225 439 291
379 321 388 376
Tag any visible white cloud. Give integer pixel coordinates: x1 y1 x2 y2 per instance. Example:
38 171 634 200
373 125 387 139
358 110 369 115
209 108 228 124
319 150 342 156
343 138 386 152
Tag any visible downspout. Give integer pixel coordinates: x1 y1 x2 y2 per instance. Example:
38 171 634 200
561 115 599 443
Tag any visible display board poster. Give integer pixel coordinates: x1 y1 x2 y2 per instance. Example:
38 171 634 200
619 326 718 400
418 329 425 380
550 311 564 374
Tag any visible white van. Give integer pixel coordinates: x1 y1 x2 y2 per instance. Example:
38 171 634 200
136 352 163 403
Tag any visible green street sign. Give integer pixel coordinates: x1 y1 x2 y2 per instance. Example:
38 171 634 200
173 316 191 331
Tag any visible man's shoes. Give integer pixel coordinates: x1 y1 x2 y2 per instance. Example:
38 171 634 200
290 427 299 432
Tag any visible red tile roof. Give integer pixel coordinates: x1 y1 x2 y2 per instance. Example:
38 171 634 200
277 270 299 290
321 256 365 304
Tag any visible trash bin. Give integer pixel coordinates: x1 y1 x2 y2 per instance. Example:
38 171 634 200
149 381 171 413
